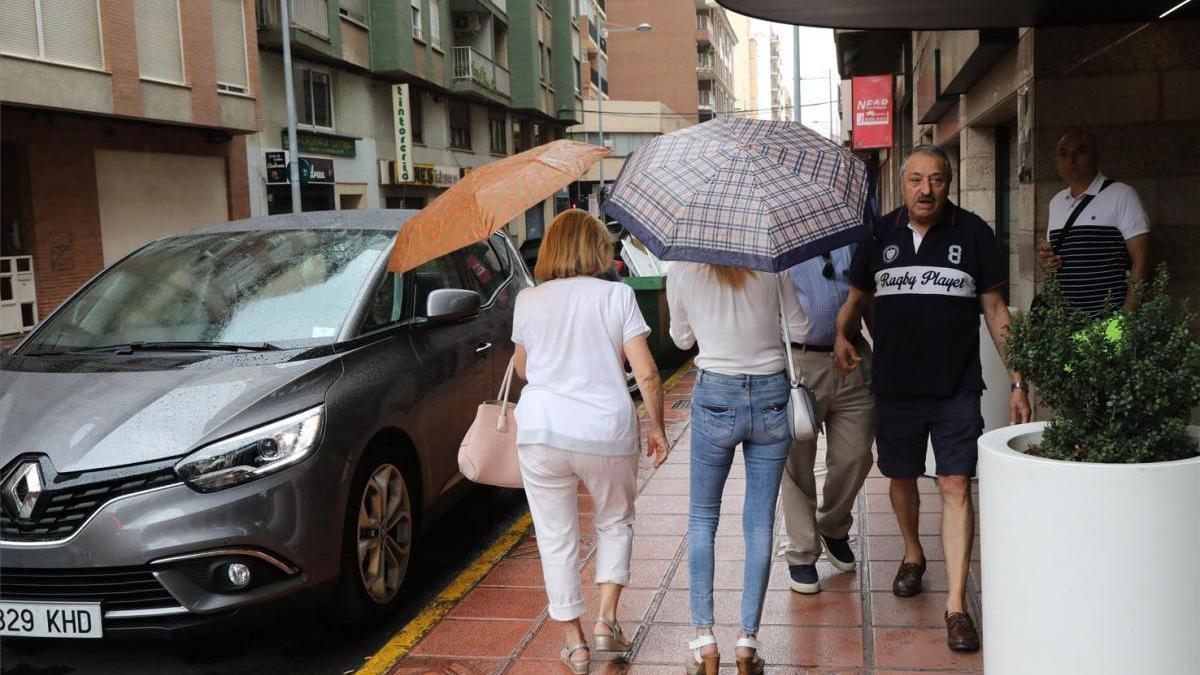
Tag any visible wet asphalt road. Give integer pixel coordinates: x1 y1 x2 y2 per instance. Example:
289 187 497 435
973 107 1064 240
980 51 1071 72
0 484 530 675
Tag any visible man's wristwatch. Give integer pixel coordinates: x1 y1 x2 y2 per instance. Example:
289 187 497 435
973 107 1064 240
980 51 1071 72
1010 380 1029 392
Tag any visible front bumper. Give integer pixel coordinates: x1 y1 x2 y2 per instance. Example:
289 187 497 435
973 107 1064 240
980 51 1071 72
0 459 344 632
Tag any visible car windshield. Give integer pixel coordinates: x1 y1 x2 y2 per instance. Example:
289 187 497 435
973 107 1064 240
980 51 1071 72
19 229 395 355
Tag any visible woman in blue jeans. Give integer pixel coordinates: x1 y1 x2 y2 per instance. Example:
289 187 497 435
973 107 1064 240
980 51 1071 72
666 262 809 675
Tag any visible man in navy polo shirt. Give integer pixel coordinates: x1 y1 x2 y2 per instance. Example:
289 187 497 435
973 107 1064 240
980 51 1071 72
834 145 1031 653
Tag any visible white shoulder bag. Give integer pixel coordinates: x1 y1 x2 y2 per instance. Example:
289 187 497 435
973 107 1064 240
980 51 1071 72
777 276 820 442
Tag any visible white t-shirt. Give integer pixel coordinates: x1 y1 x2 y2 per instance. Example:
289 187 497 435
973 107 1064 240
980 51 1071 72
511 276 651 456
666 262 810 375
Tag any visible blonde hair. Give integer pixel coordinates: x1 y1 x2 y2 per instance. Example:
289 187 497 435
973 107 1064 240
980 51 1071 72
708 264 752 290
534 209 614 282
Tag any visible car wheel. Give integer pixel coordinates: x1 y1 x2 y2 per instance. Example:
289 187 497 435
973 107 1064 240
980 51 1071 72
331 449 416 624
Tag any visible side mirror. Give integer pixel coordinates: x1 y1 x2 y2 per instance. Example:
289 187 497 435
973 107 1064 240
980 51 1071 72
424 288 481 325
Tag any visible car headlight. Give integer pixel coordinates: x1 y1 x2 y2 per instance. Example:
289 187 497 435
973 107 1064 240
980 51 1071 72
175 406 324 492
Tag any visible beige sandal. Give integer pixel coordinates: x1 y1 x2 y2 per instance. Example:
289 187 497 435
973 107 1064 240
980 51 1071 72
560 641 590 674
685 634 720 675
593 616 630 653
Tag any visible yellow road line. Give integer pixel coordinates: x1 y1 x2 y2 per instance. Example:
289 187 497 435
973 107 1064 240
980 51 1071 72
357 511 532 675
359 358 693 675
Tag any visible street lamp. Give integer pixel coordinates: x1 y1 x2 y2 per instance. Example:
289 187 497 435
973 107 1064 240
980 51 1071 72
595 20 651 202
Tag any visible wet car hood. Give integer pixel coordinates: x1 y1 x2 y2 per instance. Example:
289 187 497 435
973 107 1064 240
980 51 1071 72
0 352 343 473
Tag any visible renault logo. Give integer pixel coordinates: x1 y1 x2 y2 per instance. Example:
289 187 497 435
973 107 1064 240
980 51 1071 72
2 461 43 521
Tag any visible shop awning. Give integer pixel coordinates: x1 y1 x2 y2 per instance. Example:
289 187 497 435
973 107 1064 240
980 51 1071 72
716 0 1199 29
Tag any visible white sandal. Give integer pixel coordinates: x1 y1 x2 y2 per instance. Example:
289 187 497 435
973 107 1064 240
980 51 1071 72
560 641 590 674
734 635 765 675
685 634 720 675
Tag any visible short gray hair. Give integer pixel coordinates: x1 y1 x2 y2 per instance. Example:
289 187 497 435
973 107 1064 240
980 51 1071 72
903 144 954 182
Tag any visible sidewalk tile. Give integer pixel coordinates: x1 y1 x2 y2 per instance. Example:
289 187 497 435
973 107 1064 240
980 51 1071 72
478 559 545 588
636 495 693 514
389 657 503 674
873 627 984 670
631 535 684 560
759 590 862 626
581 558 675 589
447 587 549 621
870 591 954 627
409 619 531 659
639 478 691 495
757 625 864 668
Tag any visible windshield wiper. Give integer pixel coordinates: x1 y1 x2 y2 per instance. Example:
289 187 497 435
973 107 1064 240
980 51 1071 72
66 341 283 354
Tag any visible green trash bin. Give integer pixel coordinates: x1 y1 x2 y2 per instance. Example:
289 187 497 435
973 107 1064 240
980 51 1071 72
623 275 693 369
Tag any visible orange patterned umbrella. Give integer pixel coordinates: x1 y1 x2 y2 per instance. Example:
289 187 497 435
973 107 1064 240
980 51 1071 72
388 140 610 273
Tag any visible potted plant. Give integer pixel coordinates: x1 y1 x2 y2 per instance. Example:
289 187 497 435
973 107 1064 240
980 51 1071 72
978 266 1200 674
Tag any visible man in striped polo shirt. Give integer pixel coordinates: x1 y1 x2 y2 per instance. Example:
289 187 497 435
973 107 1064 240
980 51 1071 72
1038 130 1152 317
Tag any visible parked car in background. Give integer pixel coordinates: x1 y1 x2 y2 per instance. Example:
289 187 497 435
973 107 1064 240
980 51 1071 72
0 210 531 637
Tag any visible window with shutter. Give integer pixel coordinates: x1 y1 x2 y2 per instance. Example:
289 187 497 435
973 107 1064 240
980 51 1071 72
410 0 422 41
0 1 40 59
10 0 105 69
134 0 184 83
429 0 441 49
340 0 367 24
41 1 104 68
211 0 249 93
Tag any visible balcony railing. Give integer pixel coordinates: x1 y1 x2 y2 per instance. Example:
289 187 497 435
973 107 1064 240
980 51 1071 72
453 46 511 97
256 0 330 38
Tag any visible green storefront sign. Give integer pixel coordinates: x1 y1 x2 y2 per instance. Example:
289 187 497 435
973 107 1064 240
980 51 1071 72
279 129 357 157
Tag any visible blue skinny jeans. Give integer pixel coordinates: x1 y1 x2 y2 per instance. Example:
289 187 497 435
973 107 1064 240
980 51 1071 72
688 369 791 634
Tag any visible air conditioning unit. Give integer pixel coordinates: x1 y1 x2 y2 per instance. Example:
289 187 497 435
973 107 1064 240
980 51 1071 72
452 13 482 33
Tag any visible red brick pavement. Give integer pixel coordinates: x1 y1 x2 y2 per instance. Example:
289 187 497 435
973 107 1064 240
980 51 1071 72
388 370 984 674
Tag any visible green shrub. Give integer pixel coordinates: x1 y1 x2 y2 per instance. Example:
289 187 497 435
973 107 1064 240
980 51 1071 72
1007 266 1200 463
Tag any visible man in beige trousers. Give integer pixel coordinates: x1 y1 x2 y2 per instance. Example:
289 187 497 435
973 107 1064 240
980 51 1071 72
781 246 875 593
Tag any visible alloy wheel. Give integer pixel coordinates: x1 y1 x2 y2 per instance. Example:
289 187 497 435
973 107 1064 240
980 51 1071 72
356 464 412 604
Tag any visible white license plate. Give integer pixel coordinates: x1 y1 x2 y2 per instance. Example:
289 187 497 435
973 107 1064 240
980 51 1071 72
0 601 102 638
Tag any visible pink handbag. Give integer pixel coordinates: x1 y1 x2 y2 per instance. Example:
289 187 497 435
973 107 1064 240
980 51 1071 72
458 358 524 488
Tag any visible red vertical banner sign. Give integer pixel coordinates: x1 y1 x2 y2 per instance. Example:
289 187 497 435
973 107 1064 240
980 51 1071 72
852 75 894 150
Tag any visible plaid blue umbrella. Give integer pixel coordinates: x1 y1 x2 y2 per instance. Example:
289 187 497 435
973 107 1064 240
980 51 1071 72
603 117 870 272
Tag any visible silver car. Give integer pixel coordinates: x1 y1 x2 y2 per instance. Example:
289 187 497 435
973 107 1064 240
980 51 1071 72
0 210 530 637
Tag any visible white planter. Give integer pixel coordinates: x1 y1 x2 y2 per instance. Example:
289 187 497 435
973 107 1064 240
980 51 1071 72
978 422 1200 675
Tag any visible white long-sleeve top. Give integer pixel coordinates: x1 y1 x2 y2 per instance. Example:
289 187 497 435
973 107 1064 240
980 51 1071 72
666 262 810 375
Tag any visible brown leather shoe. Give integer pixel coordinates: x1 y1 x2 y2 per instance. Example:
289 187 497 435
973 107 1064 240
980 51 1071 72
892 559 926 597
945 612 981 652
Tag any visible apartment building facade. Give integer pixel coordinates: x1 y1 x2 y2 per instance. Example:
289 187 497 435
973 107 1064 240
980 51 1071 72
605 0 736 124
0 0 261 327
768 32 792 121
249 0 584 244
